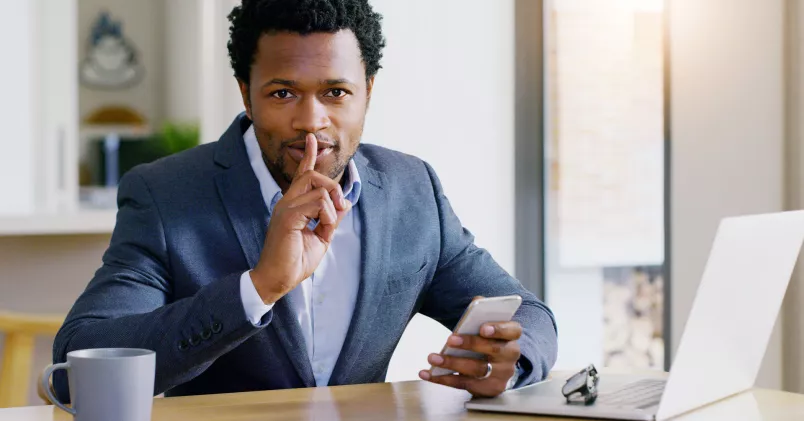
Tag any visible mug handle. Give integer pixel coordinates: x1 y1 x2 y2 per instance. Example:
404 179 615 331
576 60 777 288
41 363 76 416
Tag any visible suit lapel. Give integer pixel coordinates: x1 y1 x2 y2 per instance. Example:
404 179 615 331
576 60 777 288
213 115 315 387
328 150 391 385
214 166 265 271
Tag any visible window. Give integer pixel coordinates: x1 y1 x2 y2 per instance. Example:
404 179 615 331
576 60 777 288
543 0 667 370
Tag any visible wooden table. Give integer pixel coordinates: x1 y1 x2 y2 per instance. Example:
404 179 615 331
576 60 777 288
2 380 803 420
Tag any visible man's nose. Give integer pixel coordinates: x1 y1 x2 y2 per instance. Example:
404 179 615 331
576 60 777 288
292 96 331 134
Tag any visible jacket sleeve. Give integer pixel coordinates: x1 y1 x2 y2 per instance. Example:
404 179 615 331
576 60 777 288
52 168 272 401
418 161 558 387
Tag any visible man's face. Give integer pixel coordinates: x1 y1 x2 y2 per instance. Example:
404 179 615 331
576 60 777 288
239 30 374 190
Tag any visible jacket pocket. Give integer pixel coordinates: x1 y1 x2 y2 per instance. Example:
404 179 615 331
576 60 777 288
383 260 428 296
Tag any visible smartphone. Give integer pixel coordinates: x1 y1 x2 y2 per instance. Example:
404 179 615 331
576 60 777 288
430 295 523 377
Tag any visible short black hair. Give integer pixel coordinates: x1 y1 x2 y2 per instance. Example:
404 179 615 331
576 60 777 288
227 0 386 84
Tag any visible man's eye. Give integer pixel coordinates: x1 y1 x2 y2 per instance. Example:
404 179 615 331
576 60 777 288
325 89 348 98
271 89 295 99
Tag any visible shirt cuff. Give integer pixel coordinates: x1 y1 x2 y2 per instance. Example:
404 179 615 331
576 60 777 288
506 362 524 391
240 271 274 326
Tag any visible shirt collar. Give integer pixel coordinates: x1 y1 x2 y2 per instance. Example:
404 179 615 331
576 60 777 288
243 125 362 212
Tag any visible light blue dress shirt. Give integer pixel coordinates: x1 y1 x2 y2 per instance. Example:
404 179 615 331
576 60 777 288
238 125 362 387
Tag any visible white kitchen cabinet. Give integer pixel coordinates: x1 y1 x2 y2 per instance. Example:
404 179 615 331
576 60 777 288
0 0 79 218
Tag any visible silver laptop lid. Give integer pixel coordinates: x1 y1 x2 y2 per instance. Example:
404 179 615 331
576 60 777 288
657 211 804 420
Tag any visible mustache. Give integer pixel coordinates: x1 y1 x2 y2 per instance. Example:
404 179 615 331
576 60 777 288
279 132 339 148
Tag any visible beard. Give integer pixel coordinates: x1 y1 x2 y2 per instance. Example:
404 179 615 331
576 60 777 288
258 130 354 187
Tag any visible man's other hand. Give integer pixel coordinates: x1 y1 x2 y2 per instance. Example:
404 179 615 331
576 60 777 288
419 321 523 398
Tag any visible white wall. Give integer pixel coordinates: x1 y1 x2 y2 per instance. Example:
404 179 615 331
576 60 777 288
163 0 201 123
669 0 785 389
199 0 244 143
365 0 516 271
372 0 516 381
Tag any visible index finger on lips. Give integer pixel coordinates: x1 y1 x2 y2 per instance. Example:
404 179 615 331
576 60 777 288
294 133 318 179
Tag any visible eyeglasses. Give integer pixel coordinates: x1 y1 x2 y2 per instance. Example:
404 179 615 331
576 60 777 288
561 364 599 405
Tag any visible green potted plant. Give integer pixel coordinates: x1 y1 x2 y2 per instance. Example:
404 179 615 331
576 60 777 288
155 122 200 156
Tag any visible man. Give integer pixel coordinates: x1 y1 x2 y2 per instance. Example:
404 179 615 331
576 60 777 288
54 0 557 400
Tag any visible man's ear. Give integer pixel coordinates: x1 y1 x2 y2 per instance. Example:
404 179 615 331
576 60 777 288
237 78 252 120
365 75 375 108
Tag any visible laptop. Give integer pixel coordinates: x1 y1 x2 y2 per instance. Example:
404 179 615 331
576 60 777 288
466 211 804 420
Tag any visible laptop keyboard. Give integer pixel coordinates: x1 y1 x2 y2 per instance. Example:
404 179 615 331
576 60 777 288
596 379 666 409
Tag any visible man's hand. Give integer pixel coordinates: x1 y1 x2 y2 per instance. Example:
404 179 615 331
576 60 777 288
250 133 352 304
419 321 523 398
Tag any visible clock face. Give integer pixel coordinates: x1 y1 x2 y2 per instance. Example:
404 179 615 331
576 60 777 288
563 371 588 395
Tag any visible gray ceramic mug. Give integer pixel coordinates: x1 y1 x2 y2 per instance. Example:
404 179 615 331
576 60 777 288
42 348 155 421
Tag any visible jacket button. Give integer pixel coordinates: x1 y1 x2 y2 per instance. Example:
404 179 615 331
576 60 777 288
178 339 189 351
189 334 201 346
201 328 212 340
211 321 222 333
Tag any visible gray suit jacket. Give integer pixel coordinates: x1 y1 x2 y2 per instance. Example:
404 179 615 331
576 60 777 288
53 115 557 400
